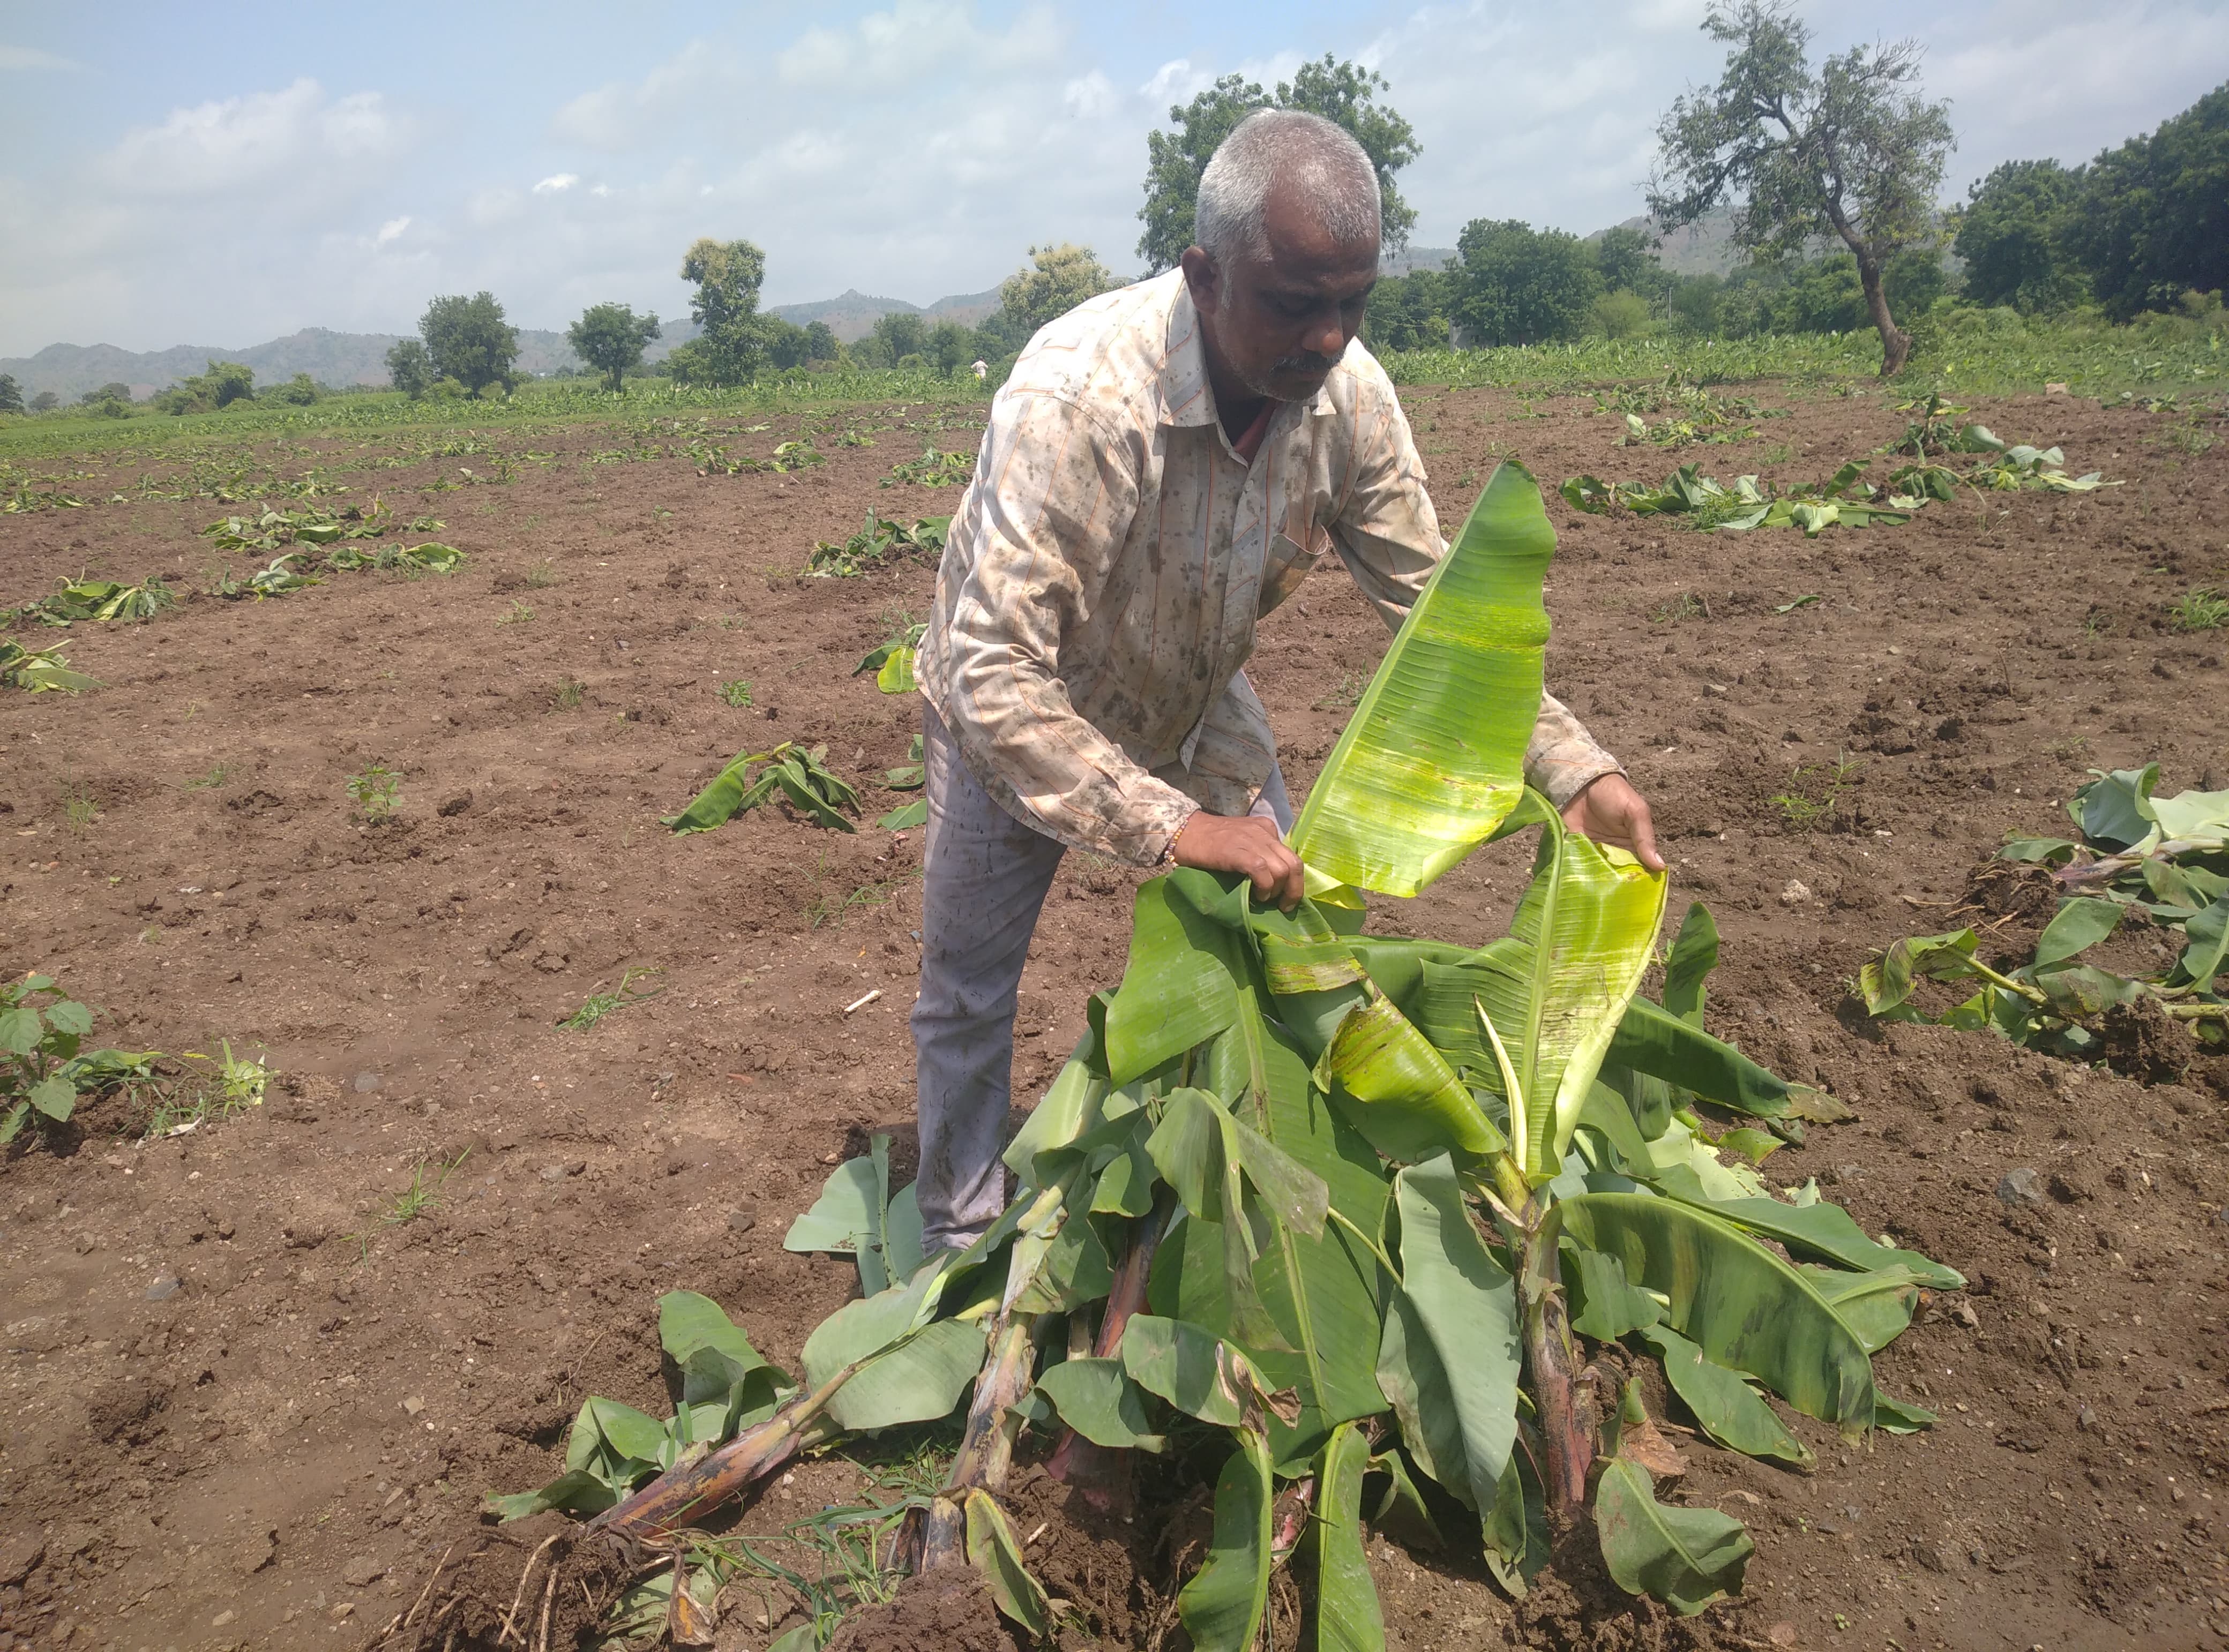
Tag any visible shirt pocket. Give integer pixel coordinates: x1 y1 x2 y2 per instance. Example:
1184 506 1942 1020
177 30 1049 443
1259 529 1321 616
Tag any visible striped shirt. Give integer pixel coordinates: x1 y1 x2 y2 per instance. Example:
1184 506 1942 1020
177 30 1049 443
916 270 1621 867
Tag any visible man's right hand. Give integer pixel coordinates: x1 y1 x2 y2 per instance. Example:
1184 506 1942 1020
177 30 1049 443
1171 812 1306 912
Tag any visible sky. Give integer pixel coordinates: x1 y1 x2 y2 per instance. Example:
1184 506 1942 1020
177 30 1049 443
2 0 2225 355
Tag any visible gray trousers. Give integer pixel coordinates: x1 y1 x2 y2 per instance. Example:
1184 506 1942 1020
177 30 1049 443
912 703 1293 1251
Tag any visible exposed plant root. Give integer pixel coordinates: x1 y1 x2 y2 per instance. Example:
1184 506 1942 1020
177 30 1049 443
369 1515 634 1652
1046 1192 1173 1512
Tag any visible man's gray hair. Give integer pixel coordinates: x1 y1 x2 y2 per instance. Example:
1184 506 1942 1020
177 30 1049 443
1194 109 1381 266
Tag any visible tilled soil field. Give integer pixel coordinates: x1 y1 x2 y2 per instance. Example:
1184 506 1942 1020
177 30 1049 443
2 380 2226 1652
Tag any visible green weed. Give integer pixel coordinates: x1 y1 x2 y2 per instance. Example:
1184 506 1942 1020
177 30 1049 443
2167 586 2228 632
384 1149 469 1225
182 763 229 791
719 679 754 708
1649 591 1711 624
1313 671 1367 710
1771 752 1863 833
497 598 535 625
552 677 585 710
346 762 401 821
558 966 664 1031
520 559 559 589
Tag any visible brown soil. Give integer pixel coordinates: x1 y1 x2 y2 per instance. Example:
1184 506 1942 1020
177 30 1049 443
3 384 2227 1652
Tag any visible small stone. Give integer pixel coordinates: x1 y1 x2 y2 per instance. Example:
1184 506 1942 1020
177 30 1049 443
727 1206 758 1234
212 1610 237 1628
437 791 473 817
2077 1405 2099 1432
1951 1300 1979 1330
1912 1540 1947 1572
353 1072 383 1093
341 1556 385 1587
1996 1168 2044 1206
401 1396 425 1416
538 1165 566 1183
565 1159 586 1177
2046 1169 2092 1203
146 1273 182 1302
1767 1627 1798 1649
331 1601 356 1620
1778 878 1812 906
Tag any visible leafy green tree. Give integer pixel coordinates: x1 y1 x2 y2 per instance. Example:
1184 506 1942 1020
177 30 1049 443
999 243 1118 336
668 237 771 386
158 359 255 414
924 320 981 376
1588 290 1656 339
2063 82 2229 319
267 372 321 406
0 374 21 415
1136 55 1421 272
861 310 929 370
1648 1 1955 375
1667 273 1725 336
803 320 839 364
80 382 132 407
1592 226 1670 301
385 336 432 398
29 391 58 414
762 317 812 370
1452 220 1602 346
1954 159 2086 313
420 292 519 396
567 302 662 392
1360 267 1453 351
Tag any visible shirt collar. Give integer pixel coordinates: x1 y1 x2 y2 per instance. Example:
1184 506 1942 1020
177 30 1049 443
1158 271 1340 427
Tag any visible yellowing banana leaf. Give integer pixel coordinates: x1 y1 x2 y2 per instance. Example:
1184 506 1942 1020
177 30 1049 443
1468 816 1668 1181
963 1486 1051 1637
1176 1429 1275 1652
1313 987 1506 1162
1289 460 1553 897
1313 1422 1388 1652
1554 1192 1875 1435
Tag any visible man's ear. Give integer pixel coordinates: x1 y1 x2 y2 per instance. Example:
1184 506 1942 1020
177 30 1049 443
1179 246 1220 313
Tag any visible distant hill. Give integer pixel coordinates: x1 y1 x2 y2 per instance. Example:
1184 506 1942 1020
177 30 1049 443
767 287 1004 343
1597 208 1745 277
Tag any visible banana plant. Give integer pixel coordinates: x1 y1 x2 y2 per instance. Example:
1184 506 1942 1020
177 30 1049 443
489 461 1961 1648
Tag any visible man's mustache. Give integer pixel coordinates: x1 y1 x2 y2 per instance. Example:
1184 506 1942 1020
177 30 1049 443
1271 351 1337 377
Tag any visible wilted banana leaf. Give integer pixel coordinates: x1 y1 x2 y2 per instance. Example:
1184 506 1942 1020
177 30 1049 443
1637 1323 1812 1467
1313 1422 1387 1652
1554 1193 1876 1433
1288 460 1552 897
1177 1430 1276 1652
1594 1457 1752 1614
964 1486 1052 1637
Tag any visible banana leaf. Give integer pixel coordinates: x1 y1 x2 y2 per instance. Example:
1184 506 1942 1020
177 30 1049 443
1637 1323 1812 1467
1288 461 1553 897
1313 1422 1387 1652
1177 1430 1276 1652
1553 1192 1877 1434
1594 1457 1752 1614
1465 815 1669 1181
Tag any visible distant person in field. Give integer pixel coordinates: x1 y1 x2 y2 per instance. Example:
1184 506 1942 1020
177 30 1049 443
909 109 1661 1254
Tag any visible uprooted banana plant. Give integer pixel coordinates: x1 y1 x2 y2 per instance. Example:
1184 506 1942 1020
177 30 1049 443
475 460 1961 1649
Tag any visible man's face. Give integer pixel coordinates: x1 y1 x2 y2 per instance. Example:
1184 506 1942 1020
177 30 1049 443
1184 179 1379 402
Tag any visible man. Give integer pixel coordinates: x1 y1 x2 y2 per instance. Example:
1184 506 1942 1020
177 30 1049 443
910 110 1660 1255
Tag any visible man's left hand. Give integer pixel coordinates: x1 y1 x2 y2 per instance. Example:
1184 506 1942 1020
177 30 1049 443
1560 773 1665 873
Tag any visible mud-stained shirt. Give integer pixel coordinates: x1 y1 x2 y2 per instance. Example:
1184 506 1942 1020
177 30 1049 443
915 269 1622 867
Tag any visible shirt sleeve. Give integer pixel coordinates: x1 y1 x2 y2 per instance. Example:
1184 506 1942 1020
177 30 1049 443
1323 364 1626 810
932 388 1200 865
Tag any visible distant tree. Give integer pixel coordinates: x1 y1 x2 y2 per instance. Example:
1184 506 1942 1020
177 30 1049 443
81 381 132 406
385 336 433 398
1667 273 1725 336
267 373 321 406
803 320 839 364
1588 290 1656 339
159 359 255 413
1361 267 1453 351
1592 226 1670 301
920 320 978 376
1452 220 1602 346
1649 1 1954 374
0 373 22 415
762 317 812 371
1954 160 2087 313
420 292 520 396
567 302 661 392
668 237 771 386
2062 83 2229 319
999 243 1118 337
869 311 929 367
1137 55 1421 272
29 390 59 413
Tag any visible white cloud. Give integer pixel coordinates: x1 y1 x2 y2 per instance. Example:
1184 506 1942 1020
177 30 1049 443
99 79 408 198
1064 70 1117 119
376 215 410 244
0 44 80 71
533 172 578 193
552 40 733 149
